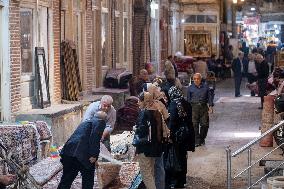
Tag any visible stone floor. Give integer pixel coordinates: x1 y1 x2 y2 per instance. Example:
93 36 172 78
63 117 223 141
186 78 283 189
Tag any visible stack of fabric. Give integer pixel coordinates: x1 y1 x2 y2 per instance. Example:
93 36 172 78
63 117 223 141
0 123 40 174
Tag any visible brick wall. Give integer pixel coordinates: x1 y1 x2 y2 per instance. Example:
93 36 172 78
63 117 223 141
9 0 21 119
84 0 94 91
132 1 151 76
52 0 61 103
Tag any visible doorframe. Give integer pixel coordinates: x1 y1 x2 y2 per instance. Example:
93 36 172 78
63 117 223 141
0 0 11 121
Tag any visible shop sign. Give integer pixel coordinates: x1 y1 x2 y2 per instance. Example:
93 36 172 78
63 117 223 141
244 17 259 25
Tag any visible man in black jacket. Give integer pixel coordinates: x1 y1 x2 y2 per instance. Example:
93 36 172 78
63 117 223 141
57 111 107 189
231 51 248 97
256 54 269 109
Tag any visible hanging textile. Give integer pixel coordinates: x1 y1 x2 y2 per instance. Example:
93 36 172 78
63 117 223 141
61 40 82 101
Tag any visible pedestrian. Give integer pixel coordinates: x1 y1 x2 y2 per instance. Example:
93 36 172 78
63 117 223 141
255 54 269 109
0 174 16 189
133 91 166 189
165 86 195 189
193 57 208 80
83 95 116 151
207 54 217 75
247 53 258 96
231 51 248 97
57 111 107 189
164 55 182 90
187 73 214 146
129 69 150 96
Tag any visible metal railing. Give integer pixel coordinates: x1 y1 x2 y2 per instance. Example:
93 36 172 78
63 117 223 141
226 120 284 189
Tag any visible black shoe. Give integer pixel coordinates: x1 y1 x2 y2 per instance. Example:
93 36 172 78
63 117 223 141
195 143 201 147
200 141 205 146
175 184 185 188
235 94 242 97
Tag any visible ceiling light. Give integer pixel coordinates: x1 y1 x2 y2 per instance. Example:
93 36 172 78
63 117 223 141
233 0 237 4
181 19 185 23
250 7 256 11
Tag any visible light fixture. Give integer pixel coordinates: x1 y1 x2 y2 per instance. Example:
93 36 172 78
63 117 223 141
276 30 280 34
241 0 244 1
274 24 278 29
181 19 185 23
250 7 256 11
233 0 237 4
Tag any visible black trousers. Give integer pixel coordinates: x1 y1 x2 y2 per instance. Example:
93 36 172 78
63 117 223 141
57 156 95 189
192 104 209 144
234 76 242 97
165 145 187 188
247 73 257 96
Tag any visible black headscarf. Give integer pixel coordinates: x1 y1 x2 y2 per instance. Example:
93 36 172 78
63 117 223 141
168 86 187 118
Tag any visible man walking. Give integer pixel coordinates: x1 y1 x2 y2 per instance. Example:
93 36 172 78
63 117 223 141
187 73 214 146
232 52 248 97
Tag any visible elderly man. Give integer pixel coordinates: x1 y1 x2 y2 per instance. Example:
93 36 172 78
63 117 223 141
58 111 107 189
255 54 269 109
130 69 149 96
83 95 116 151
187 73 214 147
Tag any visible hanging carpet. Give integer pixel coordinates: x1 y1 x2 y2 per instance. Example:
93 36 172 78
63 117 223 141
61 40 82 101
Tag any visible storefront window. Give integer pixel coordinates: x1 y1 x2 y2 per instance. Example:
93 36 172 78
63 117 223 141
123 17 127 62
20 8 33 73
115 17 120 64
101 13 108 66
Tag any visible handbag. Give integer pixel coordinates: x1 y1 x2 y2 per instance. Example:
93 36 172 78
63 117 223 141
174 122 190 144
164 144 182 172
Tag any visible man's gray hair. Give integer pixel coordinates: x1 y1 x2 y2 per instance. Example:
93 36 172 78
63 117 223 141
101 95 113 104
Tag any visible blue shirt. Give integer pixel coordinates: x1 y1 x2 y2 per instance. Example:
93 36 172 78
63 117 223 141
187 82 214 107
82 101 116 133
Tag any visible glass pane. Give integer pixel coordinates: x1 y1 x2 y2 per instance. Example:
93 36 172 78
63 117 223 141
20 9 33 73
197 15 205 23
101 13 108 66
206 15 217 23
115 17 119 63
185 15 196 23
101 0 107 7
123 18 127 62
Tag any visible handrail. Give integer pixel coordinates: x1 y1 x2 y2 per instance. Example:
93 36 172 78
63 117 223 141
227 120 284 189
232 120 284 157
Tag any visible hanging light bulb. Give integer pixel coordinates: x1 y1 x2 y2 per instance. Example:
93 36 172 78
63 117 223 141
233 0 237 4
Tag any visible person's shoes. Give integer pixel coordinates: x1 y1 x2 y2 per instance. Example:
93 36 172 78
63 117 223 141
235 94 242 97
195 143 201 147
200 141 205 146
175 183 185 188
258 107 263 110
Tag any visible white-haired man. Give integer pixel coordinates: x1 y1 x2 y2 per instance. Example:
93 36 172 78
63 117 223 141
83 95 116 151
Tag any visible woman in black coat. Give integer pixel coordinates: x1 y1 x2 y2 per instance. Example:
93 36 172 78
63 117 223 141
165 86 195 189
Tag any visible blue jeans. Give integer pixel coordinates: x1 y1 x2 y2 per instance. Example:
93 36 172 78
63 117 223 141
154 154 165 189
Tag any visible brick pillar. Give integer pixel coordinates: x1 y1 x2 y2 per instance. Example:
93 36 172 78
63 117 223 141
9 0 21 119
85 0 94 91
132 0 151 76
53 0 61 103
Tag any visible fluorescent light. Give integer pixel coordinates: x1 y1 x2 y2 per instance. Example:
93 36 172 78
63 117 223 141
251 7 256 11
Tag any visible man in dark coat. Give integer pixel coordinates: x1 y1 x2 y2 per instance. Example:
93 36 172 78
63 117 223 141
231 51 248 97
57 111 107 189
255 54 269 109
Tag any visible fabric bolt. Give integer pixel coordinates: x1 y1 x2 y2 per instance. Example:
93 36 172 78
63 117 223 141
137 153 156 189
34 121 52 141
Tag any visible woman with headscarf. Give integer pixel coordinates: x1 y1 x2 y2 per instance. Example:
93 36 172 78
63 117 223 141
165 86 195 189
